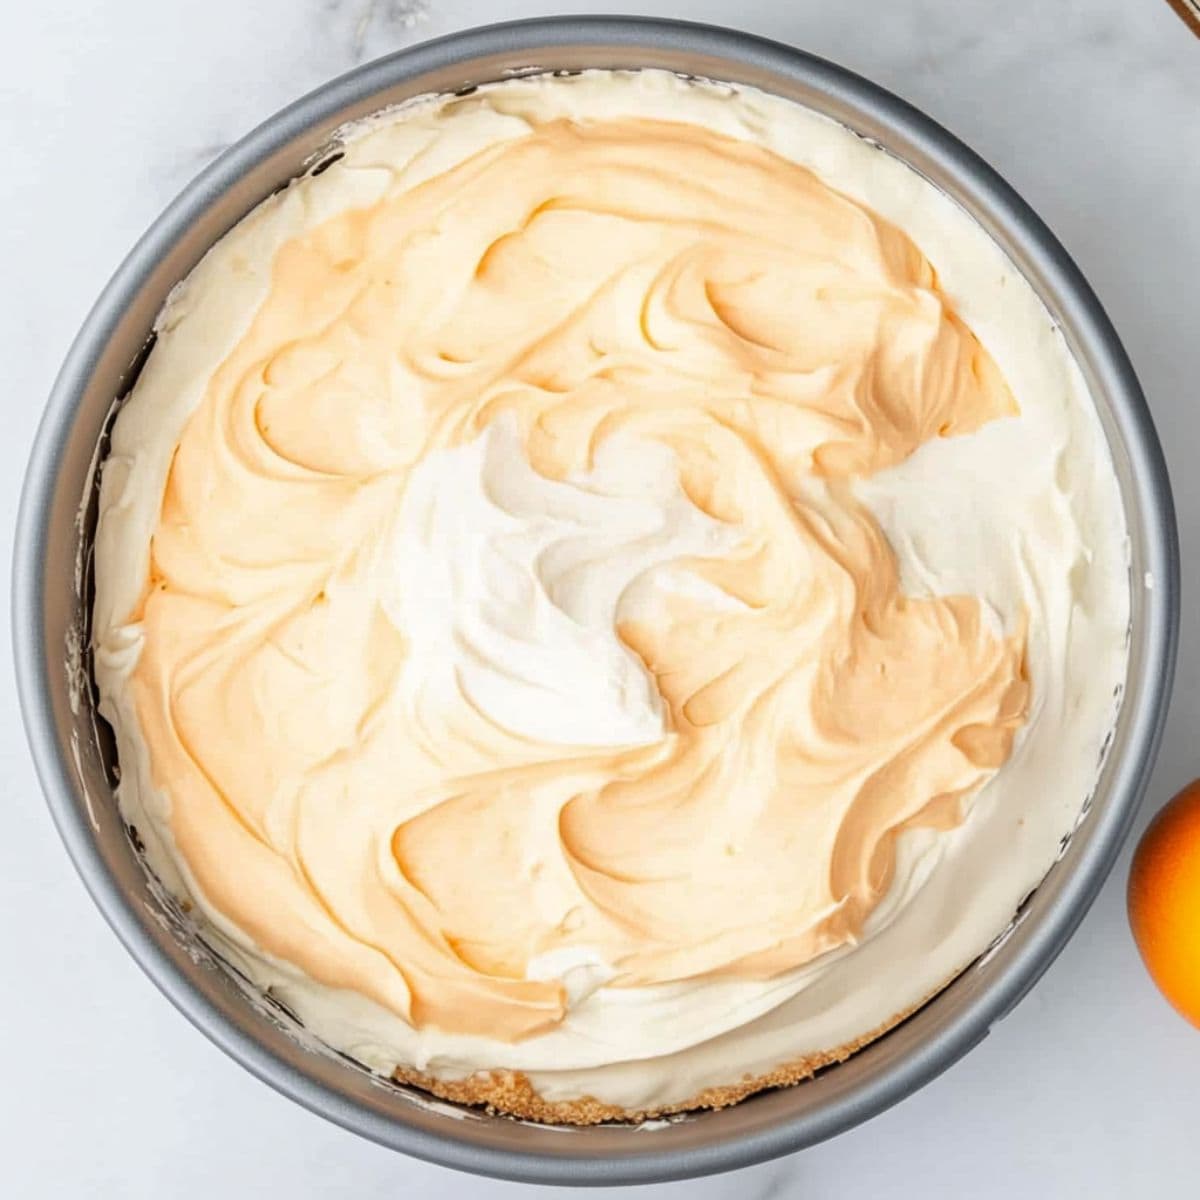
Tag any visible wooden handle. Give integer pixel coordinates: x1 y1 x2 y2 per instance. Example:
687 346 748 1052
1166 0 1200 36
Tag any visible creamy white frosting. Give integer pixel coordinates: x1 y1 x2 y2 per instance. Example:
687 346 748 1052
392 416 739 750
92 69 1130 1113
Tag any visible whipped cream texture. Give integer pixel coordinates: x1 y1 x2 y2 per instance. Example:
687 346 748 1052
93 70 1130 1114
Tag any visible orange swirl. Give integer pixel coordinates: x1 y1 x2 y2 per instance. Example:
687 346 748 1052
129 115 1026 1041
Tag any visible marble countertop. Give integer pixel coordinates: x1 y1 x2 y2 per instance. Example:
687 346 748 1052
3 1 1198 1195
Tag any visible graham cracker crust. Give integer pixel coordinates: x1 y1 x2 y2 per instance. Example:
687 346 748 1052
390 995 929 1125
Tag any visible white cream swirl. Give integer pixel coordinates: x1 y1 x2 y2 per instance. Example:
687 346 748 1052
392 417 739 750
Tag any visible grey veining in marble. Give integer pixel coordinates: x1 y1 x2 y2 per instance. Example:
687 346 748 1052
2 2 1198 1196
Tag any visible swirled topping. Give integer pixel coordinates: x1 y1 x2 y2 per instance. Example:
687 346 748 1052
117 111 1029 1043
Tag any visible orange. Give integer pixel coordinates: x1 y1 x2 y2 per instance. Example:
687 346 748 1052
1128 779 1200 1027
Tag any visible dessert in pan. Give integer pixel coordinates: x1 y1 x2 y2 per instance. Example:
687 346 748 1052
92 69 1129 1122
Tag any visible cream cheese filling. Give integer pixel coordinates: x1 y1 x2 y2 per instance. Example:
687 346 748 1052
92 69 1129 1113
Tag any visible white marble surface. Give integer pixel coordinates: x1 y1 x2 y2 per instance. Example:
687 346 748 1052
2 1 1199 1195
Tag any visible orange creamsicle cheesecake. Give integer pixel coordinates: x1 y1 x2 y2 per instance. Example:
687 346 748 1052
92 69 1130 1122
